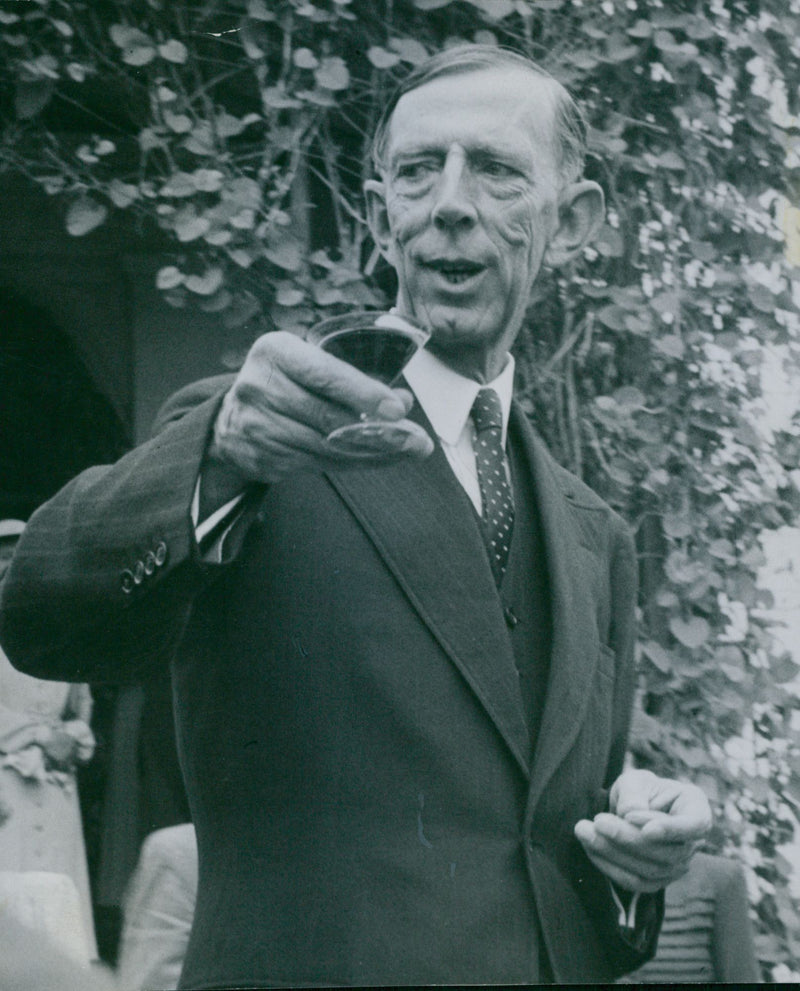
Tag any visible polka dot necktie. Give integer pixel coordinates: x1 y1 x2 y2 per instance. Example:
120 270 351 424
471 388 514 587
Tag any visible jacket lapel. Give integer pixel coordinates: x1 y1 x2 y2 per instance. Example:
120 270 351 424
325 405 531 778
509 407 609 808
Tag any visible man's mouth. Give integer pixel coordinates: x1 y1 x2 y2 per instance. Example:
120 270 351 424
422 259 485 285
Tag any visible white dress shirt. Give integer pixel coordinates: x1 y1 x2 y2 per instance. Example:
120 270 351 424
402 347 515 516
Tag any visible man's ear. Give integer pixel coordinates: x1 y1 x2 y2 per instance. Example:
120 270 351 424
364 178 395 265
544 180 605 268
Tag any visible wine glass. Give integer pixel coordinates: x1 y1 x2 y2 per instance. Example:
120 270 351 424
308 310 431 455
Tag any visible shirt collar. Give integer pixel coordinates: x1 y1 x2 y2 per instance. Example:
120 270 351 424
403 347 515 447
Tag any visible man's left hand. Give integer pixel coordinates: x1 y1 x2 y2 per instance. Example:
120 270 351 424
574 769 712 893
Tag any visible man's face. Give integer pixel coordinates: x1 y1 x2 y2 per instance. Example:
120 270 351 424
367 67 564 380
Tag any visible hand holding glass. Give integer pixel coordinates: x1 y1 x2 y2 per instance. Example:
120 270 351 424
308 311 430 454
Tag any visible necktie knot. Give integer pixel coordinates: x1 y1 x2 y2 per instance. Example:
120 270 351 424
471 388 504 434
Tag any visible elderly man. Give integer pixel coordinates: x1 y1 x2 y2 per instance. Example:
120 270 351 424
0 46 710 987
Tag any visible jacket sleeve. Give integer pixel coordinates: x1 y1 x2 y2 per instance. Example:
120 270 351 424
0 386 240 686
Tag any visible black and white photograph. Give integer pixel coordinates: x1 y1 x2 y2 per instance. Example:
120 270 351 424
0 1 798 988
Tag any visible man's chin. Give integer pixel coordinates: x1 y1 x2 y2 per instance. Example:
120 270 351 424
414 302 482 338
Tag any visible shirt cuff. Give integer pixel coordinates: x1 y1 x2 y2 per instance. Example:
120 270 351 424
610 883 641 930
191 475 247 563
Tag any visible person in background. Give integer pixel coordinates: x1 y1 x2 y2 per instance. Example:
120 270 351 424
0 46 712 987
117 823 198 991
0 911 116 991
620 851 761 983
0 519 98 962
94 672 190 964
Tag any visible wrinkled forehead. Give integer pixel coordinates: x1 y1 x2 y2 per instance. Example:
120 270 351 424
382 66 561 164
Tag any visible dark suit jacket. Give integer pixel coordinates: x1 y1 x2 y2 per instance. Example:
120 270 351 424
0 377 660 987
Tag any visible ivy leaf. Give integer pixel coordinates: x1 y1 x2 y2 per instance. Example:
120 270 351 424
641 640 673 673
613 386 645 410
606 42 639 63
367 46 401 69
595 226 625 257
298 89 336 107
240 20 267 59
173 208 211 242
262 86 302 109
388 37 429 64
230 208 256 230
66 195 108 236
216 111 261 138
709 539 735 560
685 15 715 40
654 150 686 171
139 127 167 152
185 267 224 295
265 239 303 272
719 651 746 683
293 48 319 70
662 512 692 538
748 283 776 313
14 80 54 119
159 40 189 64
164 110 193 134
314 57 349 91
156 266 184 290
465 0 515 20
66 62 89 83
192 169 224 193
276 284 306 307
109 24 151 48
247 0 275 20
107 179 139 208
109 24 157 65
223 177 262 210
199 290 233 312
670 616 710 649
183 123 214 156
650 291 681 317
224 291 262 330
160 172 197 197
311 282 345 306
654 334 685 359
204 228 232 246
771 654 800 684
596 304 629 331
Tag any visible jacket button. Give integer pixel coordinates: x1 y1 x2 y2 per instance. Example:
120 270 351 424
133 560 145 584
144 551 156 575
154 541 168 566
121 570 134 594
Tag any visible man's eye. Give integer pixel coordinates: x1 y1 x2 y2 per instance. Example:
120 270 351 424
481 161 517 179
396 161 436 181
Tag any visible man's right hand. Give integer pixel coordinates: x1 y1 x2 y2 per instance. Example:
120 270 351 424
207 331 434 487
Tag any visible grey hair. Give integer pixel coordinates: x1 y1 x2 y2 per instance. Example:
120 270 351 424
371 44 588 187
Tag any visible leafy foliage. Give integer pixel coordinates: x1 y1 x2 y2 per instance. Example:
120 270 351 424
3 0 800 977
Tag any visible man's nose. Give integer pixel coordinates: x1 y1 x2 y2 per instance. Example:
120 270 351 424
430 150 477 229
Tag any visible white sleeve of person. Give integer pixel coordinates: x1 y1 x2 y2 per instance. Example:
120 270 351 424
191 478 246 564
610 885 641 930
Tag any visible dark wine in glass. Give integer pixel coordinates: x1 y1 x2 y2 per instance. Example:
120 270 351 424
310 311 430 454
